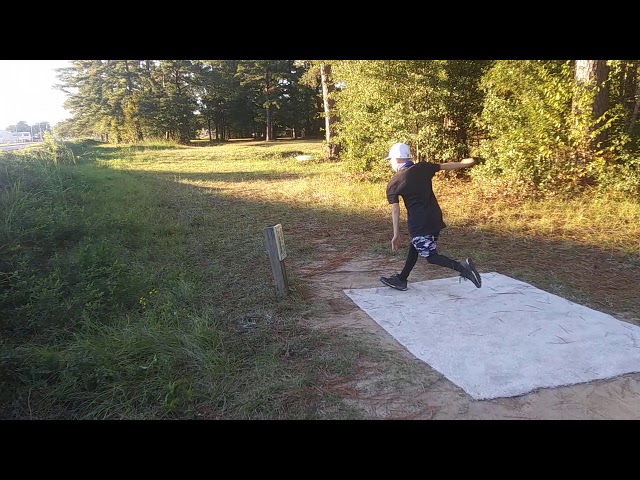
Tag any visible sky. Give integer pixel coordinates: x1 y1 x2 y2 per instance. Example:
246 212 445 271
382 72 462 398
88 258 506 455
0 60 73 130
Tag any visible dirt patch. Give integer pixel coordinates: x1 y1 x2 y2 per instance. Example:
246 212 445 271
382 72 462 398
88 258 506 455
290 243 640 420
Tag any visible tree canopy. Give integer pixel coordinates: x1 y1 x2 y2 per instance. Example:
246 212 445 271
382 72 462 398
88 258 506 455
52 59 640 197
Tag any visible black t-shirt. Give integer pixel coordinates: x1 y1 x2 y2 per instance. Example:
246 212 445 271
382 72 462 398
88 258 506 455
386 161 446 237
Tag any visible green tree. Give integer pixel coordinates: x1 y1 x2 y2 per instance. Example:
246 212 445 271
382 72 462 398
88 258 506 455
236 60 295 141
600 60 640 150
56 60 200 144
150 60 199 144
474 60 583 194
573 60 609 154
297 60 333 142
55 60 115 141
15 121 30 133
330 60 489 176
271 61 317 139
193 60 252 141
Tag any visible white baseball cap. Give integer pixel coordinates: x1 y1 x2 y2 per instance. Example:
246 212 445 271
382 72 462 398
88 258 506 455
384 142 412 160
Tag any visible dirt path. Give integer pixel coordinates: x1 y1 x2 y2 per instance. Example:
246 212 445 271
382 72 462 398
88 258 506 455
291 244 640 420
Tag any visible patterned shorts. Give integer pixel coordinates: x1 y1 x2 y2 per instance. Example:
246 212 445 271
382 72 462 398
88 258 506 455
411 235 439 258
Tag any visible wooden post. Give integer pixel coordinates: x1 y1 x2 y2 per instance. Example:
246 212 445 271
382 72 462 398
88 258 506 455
264 224 289 297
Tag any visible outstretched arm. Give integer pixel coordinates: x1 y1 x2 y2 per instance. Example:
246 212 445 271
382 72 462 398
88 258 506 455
439 157 479 171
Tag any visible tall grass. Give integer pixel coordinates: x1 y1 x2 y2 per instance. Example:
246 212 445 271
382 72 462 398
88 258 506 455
2 138 639 419
0 139 390 419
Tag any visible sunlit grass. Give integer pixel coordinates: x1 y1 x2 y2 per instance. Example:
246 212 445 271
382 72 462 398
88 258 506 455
439 179 640 253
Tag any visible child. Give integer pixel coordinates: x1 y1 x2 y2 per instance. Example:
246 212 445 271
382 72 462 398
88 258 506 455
380 142 482 291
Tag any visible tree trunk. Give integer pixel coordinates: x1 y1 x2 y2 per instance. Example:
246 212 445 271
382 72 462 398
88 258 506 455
622 61 640 134
266 105 273 141
630 82 640 135
264 71 274 141
573 60 609 149
320 62 340 160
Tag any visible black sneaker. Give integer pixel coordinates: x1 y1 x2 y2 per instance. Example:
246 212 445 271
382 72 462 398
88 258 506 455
460 258 482 288
380 274 408 291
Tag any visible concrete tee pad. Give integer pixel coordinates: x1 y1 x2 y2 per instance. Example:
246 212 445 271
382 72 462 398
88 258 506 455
344 272 640 400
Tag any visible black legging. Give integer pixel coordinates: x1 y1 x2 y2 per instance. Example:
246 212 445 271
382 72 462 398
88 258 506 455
399 243 466 281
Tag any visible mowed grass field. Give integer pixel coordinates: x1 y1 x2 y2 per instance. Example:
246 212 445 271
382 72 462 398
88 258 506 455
1 137 639 419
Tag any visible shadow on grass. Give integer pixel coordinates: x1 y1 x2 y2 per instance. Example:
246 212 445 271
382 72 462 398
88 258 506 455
108 157 640 321
189 137 324 147
129 170 313 183
84 144 184 160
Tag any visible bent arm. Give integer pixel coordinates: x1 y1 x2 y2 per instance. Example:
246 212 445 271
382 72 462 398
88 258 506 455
439 157 479 171
391 202 400 238
390 202 401 252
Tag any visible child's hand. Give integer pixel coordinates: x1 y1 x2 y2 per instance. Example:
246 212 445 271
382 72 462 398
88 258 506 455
391 235 401 252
